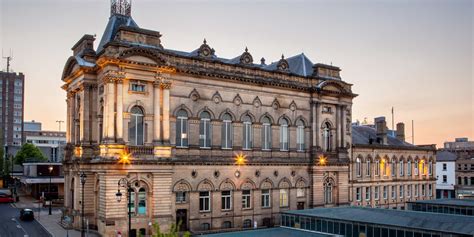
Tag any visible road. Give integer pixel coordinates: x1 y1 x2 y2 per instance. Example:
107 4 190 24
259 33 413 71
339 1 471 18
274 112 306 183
0 203 50 237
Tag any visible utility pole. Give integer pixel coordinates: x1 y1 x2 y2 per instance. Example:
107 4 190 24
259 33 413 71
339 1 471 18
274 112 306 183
56 120 64 131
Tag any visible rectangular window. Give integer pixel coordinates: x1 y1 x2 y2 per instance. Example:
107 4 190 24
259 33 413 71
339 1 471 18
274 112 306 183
221 120 233 149
199 191 210 212
365 187 371 201
407 185 411 197
280 125 289 151
415 161 419 175
375 161 380 176
262 124 271 150
391 186 396 200
297 188 305 198
407 162 412 176
428 184 432 197
356 187 361 201
176 117 188 147
383 186 387 199
400 185 404 199
366 161 371 176
443 175 447 183
400 161 404 176
261 189 271 208
176 191 186 203
279 189 289 207
374 186 379 200
414 184 419 197
442 163 447 171
421 185 426 196
296 126 305 151
243 122 252 150
242 190 251 209
199 118 211 148
130 81 146 92
221 191 232 210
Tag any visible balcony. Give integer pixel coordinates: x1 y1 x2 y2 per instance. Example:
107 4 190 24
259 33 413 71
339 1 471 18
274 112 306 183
128 146 154 156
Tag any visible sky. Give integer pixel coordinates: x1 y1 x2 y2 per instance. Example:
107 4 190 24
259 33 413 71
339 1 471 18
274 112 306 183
0 0 472 148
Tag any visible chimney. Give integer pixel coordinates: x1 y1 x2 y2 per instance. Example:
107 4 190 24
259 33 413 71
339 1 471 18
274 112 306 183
374 117 388 145
396 122 405 142
71 34 96 57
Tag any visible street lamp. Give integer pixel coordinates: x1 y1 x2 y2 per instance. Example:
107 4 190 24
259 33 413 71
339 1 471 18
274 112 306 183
116 178 132 237
48 165 53 215
80 172 87 237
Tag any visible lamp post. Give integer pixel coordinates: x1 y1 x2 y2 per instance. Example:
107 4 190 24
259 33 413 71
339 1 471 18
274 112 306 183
48 165 53 215
80 172 87 237
116 178 132 237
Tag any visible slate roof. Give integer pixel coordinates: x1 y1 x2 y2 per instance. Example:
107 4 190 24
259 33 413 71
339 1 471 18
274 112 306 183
95 14 335 79
352 125 414 147
436 150 457 161
201 227 331 237
97 14 139 53
409 199 474 208
284 207 474 235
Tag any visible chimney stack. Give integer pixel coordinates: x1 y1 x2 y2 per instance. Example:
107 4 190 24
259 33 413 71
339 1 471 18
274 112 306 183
374 117 388 145
396 122 405 142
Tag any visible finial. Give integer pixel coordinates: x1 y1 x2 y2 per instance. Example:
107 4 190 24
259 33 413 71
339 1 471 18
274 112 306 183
111 0 132 17
203 38 207 44
260 57 266 65
245 47 248 52
281 54 285 59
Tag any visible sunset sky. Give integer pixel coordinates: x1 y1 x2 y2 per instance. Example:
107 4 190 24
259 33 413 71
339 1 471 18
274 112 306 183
1 0 472 148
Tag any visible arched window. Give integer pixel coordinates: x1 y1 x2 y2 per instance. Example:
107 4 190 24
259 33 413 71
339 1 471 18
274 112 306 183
391 158 396 177
243 219 252 228
221 113 233 149
242 115 252 150
279 189 289 207
382 158 387 176
324 179 333 204
356 158 361 177
279 118 289 151
262 116 272 150
128 185 148 216
428 160 433 176
199 111 212 148
366 158 371 176
414 160 419 175
176 109 188 147
407 160 412 176
296 119 305 151
323 122 331 152
399 160 404 176
129 106 144 145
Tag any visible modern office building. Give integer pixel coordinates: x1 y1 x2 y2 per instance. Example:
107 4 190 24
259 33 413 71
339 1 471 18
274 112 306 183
24 120 66 162
19 162 64 200
0 71 25 154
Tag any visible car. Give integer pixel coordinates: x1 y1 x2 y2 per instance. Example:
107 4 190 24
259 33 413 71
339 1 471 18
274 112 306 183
0 189 14 203
20 208 34 221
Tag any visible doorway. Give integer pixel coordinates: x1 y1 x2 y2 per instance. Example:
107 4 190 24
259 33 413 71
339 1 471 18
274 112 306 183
176 209 188 231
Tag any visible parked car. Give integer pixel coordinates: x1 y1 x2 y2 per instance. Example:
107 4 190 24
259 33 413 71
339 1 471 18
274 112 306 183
0 189 14 203
19 208 34 221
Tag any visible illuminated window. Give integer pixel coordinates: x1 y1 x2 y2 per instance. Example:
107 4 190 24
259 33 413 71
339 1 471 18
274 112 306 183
279 118 289 151
221 113 233 149
176 109 188 147
199 111 212 148
279 189 289 207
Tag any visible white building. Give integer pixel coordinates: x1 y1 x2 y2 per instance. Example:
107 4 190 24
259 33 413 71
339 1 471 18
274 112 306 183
436 150 456 199
24 121 66 162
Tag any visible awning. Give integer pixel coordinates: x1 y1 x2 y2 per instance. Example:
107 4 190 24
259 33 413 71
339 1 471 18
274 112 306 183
20 177 64 184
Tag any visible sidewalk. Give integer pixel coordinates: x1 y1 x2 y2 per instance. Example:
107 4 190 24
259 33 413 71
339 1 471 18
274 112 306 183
14 193 100 237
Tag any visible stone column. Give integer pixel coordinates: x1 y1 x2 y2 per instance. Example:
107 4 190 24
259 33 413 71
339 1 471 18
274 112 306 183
153 80 161 144
161 81 172 144
335 105 340 148
66 92 74 143
341 105 346 148
104 78 116 142
314 102 320 148
80 84 91 144
116 79 124 142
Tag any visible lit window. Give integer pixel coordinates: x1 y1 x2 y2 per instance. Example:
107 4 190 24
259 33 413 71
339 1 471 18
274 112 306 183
279 189 289 207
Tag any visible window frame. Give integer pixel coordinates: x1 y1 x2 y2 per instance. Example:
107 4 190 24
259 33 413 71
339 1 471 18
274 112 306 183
261 189 271 208
199 191 211 212
221 190 232 211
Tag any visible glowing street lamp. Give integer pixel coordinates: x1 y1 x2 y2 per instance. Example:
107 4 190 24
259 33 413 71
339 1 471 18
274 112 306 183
318 155 327 166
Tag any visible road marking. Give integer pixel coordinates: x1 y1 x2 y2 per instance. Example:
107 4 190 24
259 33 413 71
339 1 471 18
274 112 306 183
12 217 29 237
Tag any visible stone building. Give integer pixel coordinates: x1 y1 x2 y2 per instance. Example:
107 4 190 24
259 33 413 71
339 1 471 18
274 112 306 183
350 118 436 209
61 1 355 236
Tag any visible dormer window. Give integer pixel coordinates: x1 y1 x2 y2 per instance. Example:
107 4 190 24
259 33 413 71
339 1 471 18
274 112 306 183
130 81 146 92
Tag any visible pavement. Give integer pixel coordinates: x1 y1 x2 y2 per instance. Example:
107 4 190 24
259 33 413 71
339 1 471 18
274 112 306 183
10 194 100 237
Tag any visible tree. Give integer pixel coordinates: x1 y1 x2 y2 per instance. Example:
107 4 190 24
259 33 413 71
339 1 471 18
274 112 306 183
15 143 47 164
149 220 191 237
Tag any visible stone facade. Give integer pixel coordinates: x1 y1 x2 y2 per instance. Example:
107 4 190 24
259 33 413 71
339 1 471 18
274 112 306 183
61 2 355 236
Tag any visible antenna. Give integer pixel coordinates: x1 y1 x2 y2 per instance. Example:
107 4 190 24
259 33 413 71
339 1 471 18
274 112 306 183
2 49 13 73
56 120 65 131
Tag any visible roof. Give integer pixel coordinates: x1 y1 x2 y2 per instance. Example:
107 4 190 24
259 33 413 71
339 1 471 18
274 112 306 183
408 199 474 208
436 151 457 161
352 125 415 147
201 227 332 237
264 54 314 76
284 207 474 235
97 14 139 52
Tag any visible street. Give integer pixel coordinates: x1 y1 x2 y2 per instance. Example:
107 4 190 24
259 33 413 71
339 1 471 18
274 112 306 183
0 203 50 237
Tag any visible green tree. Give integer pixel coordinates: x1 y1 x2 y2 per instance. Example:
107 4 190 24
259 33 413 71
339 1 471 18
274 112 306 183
150 220 191 237
15 143 47 164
